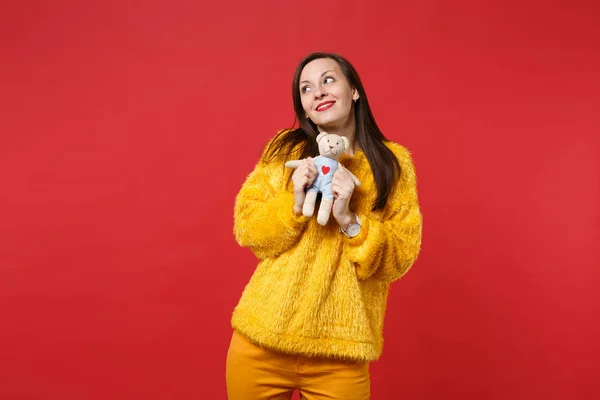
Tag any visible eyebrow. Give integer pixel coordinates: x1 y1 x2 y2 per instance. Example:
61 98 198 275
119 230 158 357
300 70 335 85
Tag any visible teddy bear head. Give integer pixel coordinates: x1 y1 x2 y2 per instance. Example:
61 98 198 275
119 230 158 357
316 132 349 160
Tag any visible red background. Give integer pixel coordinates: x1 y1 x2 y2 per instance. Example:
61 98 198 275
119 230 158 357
1 1 598 399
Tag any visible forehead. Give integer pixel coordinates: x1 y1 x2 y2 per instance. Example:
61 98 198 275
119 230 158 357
300 58 342 82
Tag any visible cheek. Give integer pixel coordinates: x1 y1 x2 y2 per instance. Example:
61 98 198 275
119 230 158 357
300 97 312 114
330 89 350 109
332 85 352 101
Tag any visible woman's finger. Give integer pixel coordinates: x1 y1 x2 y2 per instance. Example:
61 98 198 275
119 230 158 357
332 185 345 198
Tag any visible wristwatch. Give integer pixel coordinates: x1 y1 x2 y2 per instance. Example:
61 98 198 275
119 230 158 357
340 213 362 238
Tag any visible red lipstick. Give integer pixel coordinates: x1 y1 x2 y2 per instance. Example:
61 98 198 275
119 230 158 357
316 101 335 112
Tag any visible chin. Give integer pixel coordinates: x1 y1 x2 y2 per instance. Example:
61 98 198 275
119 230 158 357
315 116 343 129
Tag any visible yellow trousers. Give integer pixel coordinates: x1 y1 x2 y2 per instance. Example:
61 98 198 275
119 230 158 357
226 330 370 400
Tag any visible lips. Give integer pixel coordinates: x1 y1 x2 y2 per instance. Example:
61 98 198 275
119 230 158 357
316 101 335 112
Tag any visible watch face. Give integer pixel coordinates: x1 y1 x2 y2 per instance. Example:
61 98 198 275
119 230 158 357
346 223 361 237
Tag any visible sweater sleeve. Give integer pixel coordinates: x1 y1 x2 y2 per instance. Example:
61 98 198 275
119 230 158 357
344 148 423 283
233 156 309 260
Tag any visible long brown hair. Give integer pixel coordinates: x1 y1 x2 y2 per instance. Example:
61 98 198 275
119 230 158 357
263 52 401 211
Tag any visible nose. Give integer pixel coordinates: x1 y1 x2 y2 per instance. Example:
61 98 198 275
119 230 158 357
313 85 326 99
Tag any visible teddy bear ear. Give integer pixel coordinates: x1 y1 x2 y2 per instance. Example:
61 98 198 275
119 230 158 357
316 132 328 143
341 136 350 149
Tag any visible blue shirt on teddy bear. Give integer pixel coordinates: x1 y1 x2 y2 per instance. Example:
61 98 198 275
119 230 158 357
307 156 339 199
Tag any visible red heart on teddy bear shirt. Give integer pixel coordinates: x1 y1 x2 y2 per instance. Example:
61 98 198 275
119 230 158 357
321 166 330 175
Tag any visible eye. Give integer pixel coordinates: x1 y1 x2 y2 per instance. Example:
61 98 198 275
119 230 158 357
301 86 312 93
324 76 334 84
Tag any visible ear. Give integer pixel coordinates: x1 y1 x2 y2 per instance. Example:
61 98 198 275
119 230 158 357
316 132 328 143
352 88 360 102
341 136 350 149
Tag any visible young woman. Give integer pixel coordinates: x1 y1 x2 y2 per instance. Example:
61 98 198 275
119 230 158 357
226 52 423 400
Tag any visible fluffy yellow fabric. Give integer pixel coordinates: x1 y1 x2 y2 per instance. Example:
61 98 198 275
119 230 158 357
231 137 422 362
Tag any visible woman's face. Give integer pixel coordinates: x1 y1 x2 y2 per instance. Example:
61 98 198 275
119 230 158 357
299 58 359 131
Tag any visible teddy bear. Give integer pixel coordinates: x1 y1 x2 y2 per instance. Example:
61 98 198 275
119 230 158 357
285 132 361 226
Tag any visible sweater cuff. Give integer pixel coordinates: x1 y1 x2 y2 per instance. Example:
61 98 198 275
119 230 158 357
343 214 385 279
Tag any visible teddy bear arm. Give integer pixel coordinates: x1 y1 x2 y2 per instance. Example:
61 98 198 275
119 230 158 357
284 160 302 168
337 162 361 187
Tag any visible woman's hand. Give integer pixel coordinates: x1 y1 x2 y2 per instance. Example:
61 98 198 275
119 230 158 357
332 166 357 227
291 158 317 215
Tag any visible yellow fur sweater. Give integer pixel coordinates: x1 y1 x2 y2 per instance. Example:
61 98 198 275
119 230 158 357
231 139 422 362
